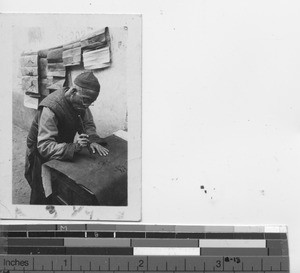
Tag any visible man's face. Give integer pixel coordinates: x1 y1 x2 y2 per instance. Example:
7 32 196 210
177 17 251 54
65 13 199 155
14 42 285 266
70 85 99 111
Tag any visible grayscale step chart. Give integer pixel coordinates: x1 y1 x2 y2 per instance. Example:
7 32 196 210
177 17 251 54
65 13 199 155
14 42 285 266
0 224 289 272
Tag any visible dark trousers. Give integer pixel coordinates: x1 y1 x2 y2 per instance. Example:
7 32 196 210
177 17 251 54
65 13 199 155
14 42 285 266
24 148 47 204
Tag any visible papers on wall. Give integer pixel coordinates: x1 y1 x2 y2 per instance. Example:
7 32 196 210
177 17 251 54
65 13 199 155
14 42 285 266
20 54 38 67
63 47 81 66
46 47 66 95
47 47 65 79
81 28 108 50
21 67 38 76
22 76 39 94
63 41 81 66
21 52 39 109
83 46 111 70
47 78 65 92
47 47 63 63
24 94 39 109
47 63 66 77
20 27 111 109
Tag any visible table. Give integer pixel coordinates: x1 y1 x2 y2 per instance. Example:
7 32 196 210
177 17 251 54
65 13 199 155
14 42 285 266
42 135 127 206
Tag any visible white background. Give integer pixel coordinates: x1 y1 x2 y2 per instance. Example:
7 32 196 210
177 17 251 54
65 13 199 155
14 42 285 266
0 0 300 272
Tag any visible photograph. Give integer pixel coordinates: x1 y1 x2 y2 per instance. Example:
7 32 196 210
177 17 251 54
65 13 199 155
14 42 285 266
1 14 142 220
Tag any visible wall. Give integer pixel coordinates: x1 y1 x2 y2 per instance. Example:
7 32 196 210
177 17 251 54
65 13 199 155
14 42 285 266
12 17 128 137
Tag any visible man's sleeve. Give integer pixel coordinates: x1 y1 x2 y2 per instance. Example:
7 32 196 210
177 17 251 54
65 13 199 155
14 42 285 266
83 108 103 143
37 107 76 161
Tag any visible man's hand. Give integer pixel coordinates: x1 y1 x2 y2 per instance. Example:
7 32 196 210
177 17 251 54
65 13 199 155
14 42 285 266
90 143 109 156
76 134 90 149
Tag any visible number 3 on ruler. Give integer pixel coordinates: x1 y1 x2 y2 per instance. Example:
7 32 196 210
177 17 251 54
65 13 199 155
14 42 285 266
216 260 222 268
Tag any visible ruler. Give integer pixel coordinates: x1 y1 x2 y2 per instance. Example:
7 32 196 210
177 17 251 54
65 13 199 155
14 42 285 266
0 224 289 272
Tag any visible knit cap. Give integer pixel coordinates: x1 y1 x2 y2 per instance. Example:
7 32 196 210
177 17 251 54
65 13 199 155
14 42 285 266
74 72 100 92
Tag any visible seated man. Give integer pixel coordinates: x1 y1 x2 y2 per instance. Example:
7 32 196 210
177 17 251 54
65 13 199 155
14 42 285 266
25 72 109 204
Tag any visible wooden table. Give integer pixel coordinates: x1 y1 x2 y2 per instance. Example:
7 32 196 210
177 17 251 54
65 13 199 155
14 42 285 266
42 135 127 206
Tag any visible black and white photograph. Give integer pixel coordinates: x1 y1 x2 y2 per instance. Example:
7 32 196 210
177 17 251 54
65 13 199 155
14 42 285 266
0 14 142 220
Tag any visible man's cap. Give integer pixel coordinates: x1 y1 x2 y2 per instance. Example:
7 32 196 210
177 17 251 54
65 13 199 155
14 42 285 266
74 72 100 93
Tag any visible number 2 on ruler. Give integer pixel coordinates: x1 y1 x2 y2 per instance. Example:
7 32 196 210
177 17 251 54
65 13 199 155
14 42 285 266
139 260 144 268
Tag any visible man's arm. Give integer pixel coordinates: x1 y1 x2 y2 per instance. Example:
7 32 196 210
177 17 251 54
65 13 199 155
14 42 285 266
37 107 78 161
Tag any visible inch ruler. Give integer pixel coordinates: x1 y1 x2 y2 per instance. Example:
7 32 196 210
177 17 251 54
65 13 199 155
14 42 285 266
0 224 289 273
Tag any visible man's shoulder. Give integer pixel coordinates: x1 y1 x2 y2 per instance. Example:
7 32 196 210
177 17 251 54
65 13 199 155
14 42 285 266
39 89 65 108
41 107 55 117
39 88 77 122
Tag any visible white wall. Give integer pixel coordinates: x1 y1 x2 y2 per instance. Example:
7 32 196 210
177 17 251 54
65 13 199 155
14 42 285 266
1 1 300 272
